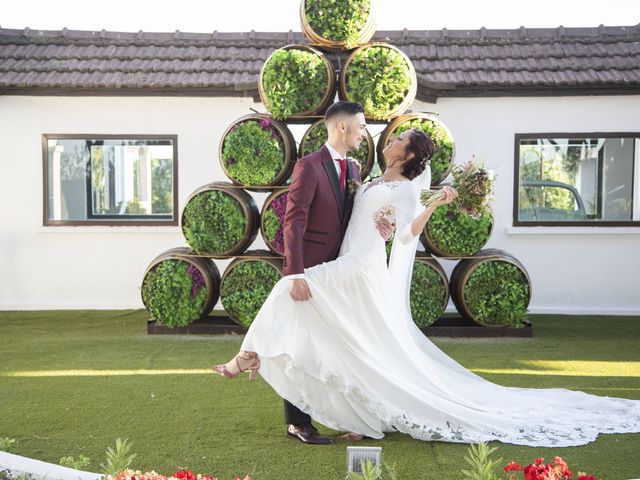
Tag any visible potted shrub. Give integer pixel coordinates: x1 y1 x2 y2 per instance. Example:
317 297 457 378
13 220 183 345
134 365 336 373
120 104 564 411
450 249 531 327
181 182 259 257
378 113 455 185
339 43 417 120
259 44 335 120
141 247 220 327
220 251 283 327
423 202 493 257
219 114 296 189
299 119 374 179
411 254 450 327
260 189 289 255
299 0 375 50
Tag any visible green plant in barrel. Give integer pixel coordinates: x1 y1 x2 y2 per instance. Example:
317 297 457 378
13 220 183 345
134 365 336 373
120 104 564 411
342 44 415 120
303 0 371 48
182 190 246 254
221 118 286 186
261 47 331 120
300 121 371 177
221 260 282 327
410 260 448 327
464 261 529 326
425 204 493 257
142 260 208 327
262 191 288 254
389 118 454 185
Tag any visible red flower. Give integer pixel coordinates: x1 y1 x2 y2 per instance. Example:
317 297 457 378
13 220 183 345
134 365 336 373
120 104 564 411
535 458 545 465
504 462 524 472
172 470 196 480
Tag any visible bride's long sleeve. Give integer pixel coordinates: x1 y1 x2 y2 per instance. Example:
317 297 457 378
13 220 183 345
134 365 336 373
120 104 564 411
394 183 421 245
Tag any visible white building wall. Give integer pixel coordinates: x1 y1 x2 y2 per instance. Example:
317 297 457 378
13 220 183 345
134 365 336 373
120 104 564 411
0 95 638 314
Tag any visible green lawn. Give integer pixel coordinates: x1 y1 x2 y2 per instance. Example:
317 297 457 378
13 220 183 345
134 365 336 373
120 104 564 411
1 311 639 479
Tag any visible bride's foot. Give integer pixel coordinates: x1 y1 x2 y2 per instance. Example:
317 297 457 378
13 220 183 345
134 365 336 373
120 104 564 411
337 432 366 441
211 351 260 381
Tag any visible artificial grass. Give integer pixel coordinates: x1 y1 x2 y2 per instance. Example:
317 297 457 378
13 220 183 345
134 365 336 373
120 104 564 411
0 310 639 479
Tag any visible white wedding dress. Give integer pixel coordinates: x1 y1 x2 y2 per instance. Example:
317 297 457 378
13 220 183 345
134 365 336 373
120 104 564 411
241 167 640 447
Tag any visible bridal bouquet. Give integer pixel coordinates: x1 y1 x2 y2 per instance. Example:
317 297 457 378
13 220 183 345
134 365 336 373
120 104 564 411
420 157 495 219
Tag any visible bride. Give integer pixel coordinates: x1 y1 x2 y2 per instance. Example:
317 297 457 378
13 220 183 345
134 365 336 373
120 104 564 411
212 128 640 447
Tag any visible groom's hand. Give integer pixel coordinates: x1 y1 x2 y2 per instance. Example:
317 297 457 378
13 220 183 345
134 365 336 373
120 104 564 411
375 218 395 241
290 279 312 301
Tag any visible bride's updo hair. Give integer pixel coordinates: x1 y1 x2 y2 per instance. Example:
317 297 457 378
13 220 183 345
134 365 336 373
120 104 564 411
402 128 435 180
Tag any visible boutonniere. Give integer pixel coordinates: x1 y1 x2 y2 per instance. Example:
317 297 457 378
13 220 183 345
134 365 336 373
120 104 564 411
347 179 360 194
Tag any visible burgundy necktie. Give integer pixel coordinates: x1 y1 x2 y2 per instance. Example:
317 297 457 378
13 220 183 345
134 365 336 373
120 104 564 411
338 158 347 192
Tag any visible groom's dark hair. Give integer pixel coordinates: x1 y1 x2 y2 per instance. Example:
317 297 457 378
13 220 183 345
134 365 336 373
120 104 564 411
324 101 364 122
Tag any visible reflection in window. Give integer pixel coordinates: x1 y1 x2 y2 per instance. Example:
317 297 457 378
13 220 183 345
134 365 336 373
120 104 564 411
45 136 177 225
516 136 639 224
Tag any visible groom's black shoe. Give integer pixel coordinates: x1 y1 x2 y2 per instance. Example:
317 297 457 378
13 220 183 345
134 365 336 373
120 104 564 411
287 423 333 445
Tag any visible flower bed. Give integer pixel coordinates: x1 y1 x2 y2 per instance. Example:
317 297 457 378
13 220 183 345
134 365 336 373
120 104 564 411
379 114 455 185
141 249 220 327
219 115 295 188
451 249 531 327
300 0 375 50
339 43 416 120
299 119 374 179
259 45 335 120
410 255 449 327
181 184 259 257
220 253 283 327
423 203 493 257
260 189 288 255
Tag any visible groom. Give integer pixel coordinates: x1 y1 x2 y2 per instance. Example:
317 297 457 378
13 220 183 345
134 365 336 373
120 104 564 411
282 101 393 444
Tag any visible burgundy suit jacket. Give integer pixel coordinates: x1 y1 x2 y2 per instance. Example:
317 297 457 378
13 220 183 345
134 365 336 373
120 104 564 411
283 145 360 276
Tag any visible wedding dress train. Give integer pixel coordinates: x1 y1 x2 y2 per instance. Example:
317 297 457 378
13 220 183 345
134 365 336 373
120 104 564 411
241 169 640 447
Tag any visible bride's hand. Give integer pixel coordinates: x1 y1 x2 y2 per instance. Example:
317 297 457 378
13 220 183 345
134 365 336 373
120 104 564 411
432 186 458 208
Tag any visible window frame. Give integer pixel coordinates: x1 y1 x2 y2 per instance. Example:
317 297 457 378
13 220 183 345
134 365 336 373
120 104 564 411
42 134 179 226
513 132 640 227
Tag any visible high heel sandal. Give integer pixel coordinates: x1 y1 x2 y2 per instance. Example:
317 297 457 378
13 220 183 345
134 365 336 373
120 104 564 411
211 351 260 381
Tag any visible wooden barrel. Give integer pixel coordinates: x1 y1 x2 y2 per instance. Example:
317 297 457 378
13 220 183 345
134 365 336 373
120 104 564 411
450 249 532 327
298 118 375 179
299 0 376 51
141 247 221 327
377 113 455 185
220 250 284 327
410 253 450 327
422 203 494 258
219 113 296 191
338 43 417 121
260 188 289 255
259 44 336 120
181 182 259 257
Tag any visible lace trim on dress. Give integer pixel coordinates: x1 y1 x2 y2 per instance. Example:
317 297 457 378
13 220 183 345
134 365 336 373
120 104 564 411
276 355 640 447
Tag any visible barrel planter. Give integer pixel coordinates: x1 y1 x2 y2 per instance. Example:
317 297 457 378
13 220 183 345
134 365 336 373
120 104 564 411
260 189 289 255
219 114 296 191
259 44 336 120
410 254 450 327
141 247 221 327
181 182 259 257
300 0 375 50
422 203 494 258
339 43 417 121
450 249 531 327
378 113 455 186
220 251 284 327
299 119 375 179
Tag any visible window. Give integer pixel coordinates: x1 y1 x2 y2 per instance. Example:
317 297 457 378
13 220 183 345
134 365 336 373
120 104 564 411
514 134 640 226
43 135 178 225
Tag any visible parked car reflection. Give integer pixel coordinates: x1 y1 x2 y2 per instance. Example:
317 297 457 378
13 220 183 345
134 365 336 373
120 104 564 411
519 179 588 221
